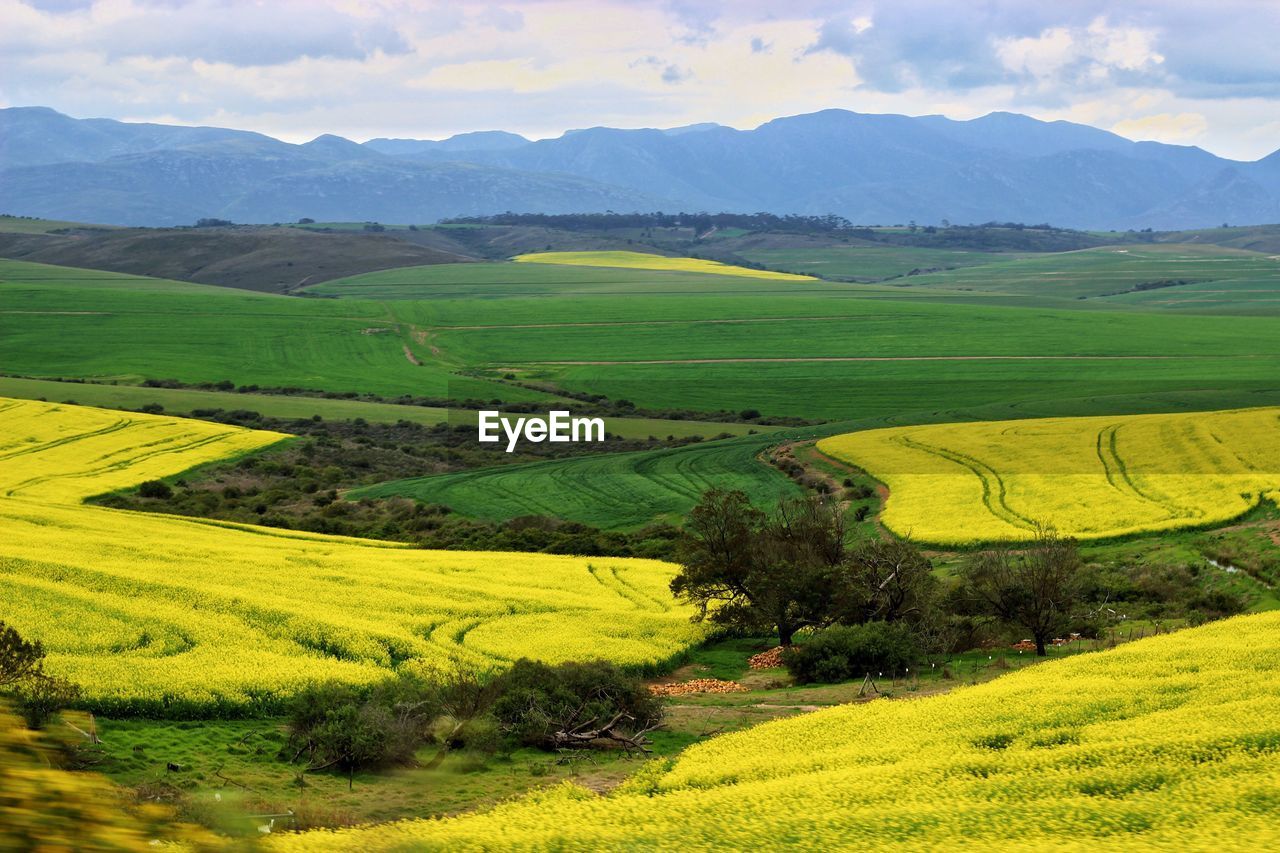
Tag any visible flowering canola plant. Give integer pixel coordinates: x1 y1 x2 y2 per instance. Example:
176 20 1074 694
513 250 816 281
274 611 1280 851
0 398 702 716
818 407 1280 544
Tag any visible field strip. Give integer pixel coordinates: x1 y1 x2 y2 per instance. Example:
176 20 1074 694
818 407 1280 543
4 430 241 499
0 417 132 461
1093 423 1182 519
528 355 1217 365
0 398 704 713
435 316 881 331
896 433 1037 531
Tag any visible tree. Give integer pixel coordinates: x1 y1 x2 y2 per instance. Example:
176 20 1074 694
671 490 845 645
0 622 44 688
312 704 392 790
1 623 80 729
285 682 425 790
781 622 920 684
839 538 938 625
14 676 80 730
958 527 1082 656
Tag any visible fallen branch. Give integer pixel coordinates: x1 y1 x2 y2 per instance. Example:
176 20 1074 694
550 712 662 754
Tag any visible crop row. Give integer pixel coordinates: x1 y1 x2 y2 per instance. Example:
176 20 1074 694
818 407 1280 543
0 399 702 716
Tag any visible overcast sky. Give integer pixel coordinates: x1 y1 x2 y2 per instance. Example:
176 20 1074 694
4 0 1279 160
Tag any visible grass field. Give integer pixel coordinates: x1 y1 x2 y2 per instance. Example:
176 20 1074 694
0 398 702 715
304 260 841 299
901 243 1280 305
10 252 1280 425
0 258 539 402
7 250 1280 533
819 407 1280 543
0 376 753 440
1101 275 1280 312
0 214 113 234
737 245 1031 280
273 611 1280 850
351 430 803 529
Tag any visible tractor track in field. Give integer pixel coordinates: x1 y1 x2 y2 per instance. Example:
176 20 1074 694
896 433 1037 532
432 316 862 331
528 355 1209 366
1094 423 1181 518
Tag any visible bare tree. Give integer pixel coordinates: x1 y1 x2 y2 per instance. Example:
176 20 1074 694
841 538 937 625
958 526 1082 656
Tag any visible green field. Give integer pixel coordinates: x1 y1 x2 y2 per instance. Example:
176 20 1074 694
351 430 803 529
738 245 1031 280
901 243 1280 304
0 376 752 440
1100 275 1280 312
304 260 844 299
0 258 536 401
6 247 1280 529
0 214 114 234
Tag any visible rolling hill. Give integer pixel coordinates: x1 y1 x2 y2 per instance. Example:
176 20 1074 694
272 610 1280 850
0 224 474 292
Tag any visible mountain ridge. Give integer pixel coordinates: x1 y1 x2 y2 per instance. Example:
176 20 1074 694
2 106 1277 229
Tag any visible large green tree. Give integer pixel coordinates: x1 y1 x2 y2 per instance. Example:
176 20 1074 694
671 490 846 645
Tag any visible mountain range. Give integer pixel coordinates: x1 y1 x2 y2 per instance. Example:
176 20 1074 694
2 105 1278 229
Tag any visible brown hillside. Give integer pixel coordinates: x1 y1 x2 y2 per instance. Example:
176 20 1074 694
0 226 475 292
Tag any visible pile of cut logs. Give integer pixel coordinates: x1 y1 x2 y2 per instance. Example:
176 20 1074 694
748 646 786 669
649 678 746 696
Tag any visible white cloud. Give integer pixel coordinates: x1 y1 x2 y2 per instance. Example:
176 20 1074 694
994 17 1163 85
0 0 1276 159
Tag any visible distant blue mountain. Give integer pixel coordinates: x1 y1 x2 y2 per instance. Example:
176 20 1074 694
1 106 1276 228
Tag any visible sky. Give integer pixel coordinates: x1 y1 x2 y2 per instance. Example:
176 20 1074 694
3 0 1279 161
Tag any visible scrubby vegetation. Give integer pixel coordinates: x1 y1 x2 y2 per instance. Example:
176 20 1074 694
94 410 689 557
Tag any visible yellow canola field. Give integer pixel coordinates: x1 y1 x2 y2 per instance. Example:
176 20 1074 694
818 407 1280 544
276 611 1280 851
512 250 817 281
0 399 701 715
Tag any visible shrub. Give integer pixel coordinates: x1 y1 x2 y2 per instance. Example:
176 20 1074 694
137 480 172 499
284 680 436 787
782 622 920 684
0 622 45 687
15 676 80 730
491 660 662 749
